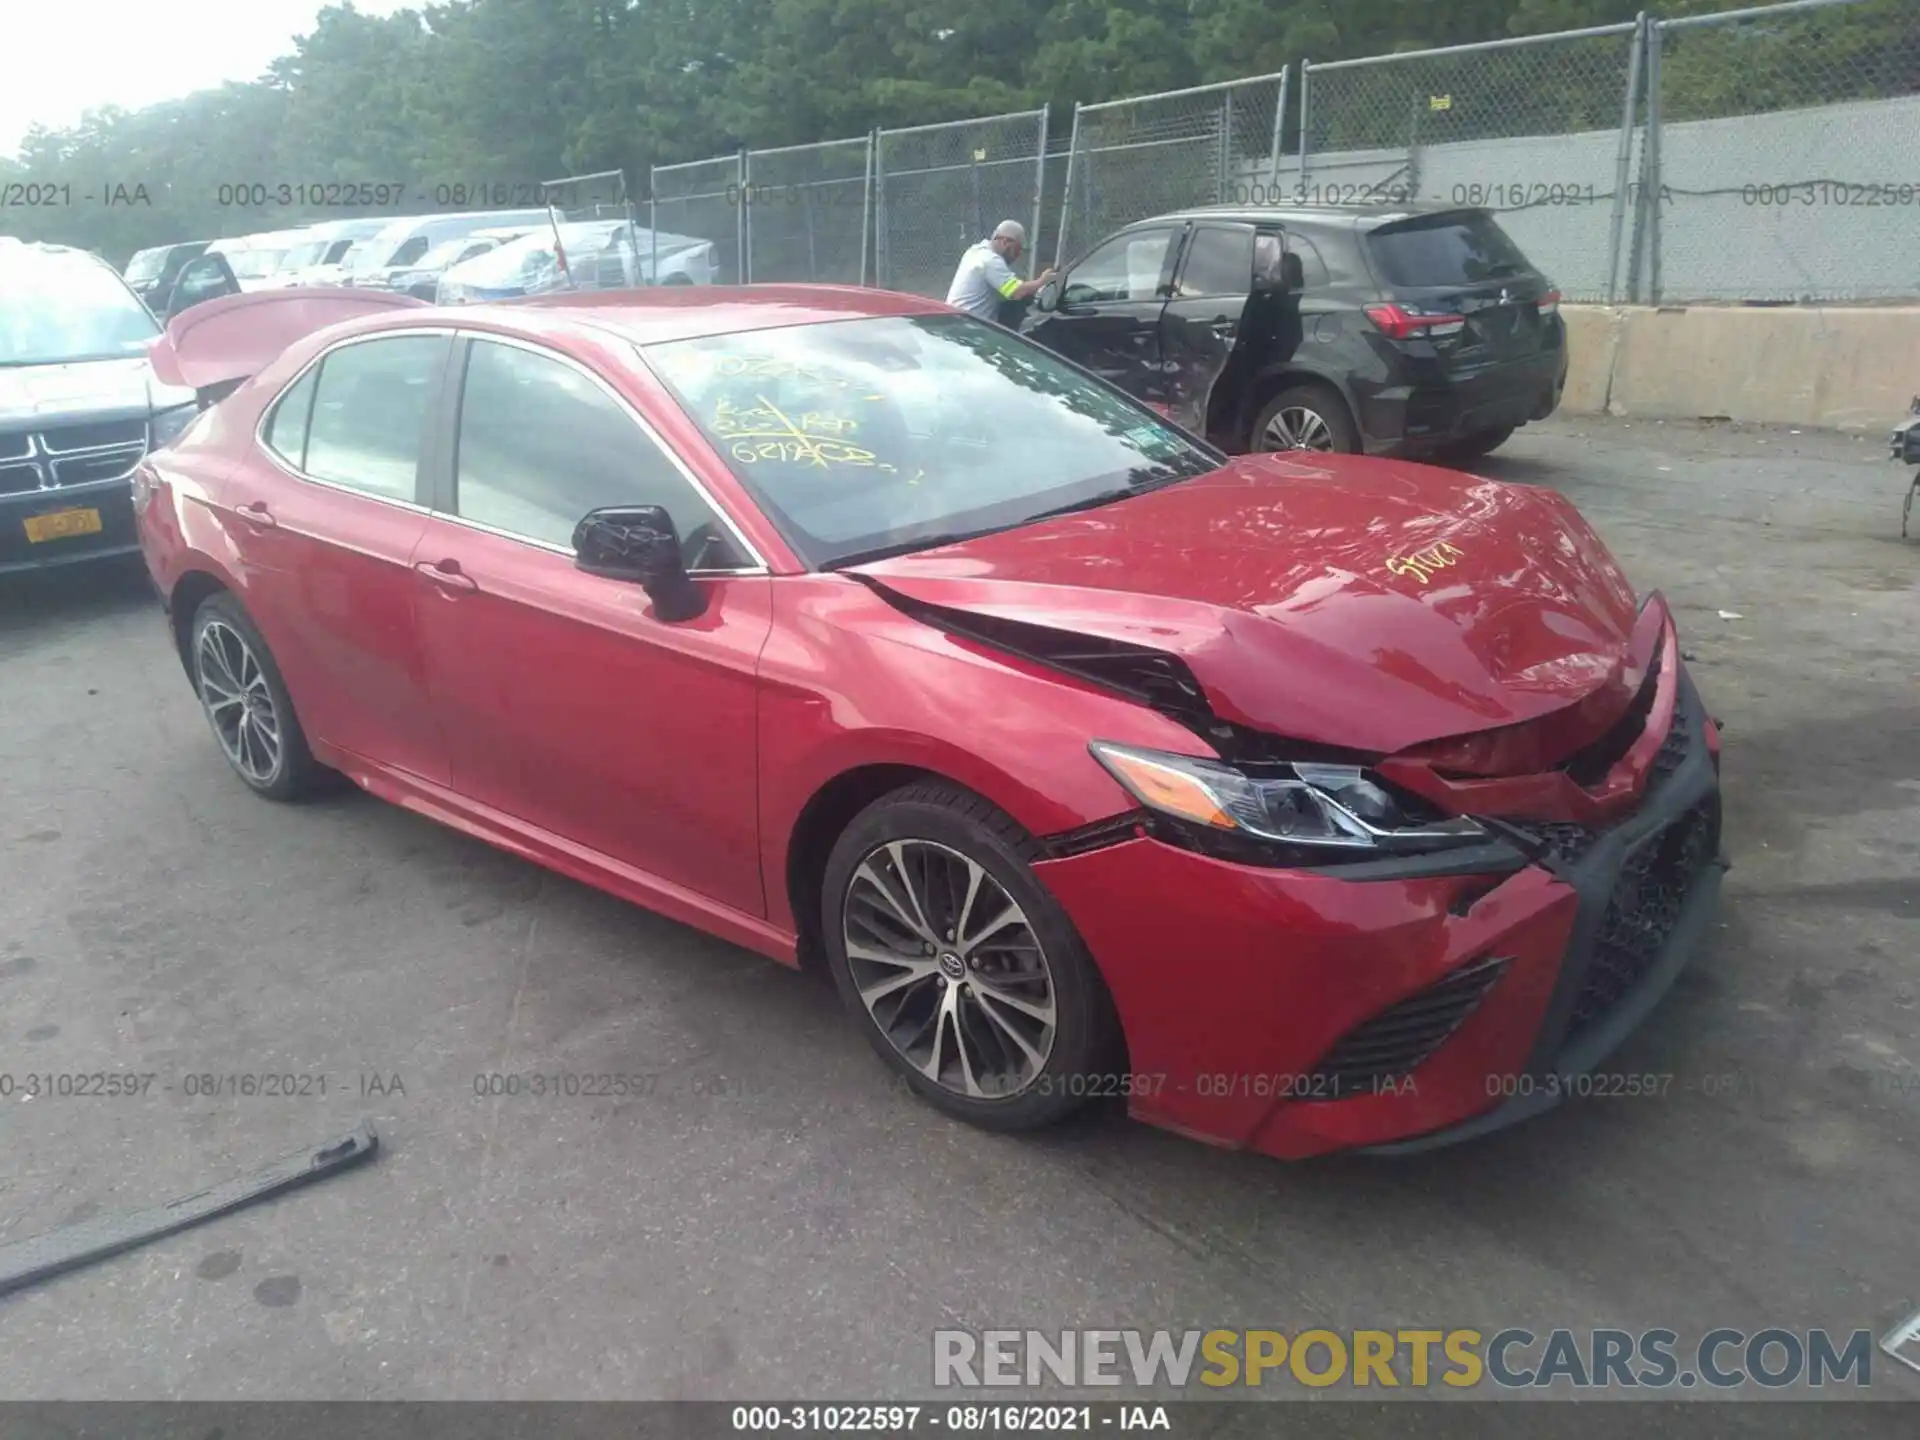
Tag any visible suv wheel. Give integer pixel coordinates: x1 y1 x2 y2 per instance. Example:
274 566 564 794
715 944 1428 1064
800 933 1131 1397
1251 384 1359 454
821 780 1124 1132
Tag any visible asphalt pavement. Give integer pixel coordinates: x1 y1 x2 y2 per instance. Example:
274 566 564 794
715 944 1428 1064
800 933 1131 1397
0 415 1915 1421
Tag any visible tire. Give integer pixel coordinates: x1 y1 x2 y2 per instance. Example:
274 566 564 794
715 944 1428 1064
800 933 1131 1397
187 591 324 802
1434 424 1517 465
1250 383 1360 454
821 779 1125 1132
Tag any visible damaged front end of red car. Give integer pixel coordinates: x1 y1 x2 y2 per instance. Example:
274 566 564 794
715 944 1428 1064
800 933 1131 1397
850 455 1727 1158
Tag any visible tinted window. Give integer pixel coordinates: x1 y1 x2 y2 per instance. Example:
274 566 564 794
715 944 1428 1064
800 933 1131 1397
644 313 1220 569
1366 210 1534 287
453 340 734 565
1285 233 1331 287
264 365 320 467
302 335 448 501
1174 227 1254 298
1063 227 1178 304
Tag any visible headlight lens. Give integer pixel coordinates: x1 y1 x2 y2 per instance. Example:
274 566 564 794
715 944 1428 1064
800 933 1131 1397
1089 741 1488 855
149 403 198 450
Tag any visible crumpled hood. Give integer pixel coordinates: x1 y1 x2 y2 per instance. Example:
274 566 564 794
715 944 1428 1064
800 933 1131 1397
0 357 193 427
850 452 1648 756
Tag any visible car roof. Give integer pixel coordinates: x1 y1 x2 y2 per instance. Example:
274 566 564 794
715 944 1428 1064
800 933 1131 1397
333 284 951 349
1127 199 1477 231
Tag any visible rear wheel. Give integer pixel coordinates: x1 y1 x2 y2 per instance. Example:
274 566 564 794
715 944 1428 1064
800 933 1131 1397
1435 424 1516 465
1250 383 1360 455
189 592 323 802
821 780 1124 1132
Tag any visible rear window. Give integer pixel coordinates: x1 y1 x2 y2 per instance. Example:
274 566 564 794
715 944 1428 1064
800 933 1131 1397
1365 211 1534 288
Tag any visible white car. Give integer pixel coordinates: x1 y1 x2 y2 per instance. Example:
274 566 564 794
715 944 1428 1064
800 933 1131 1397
204 229 315 293
254 219 400 289
434 221 717 303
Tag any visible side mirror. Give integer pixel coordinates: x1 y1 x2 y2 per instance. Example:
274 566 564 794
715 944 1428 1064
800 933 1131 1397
572 504 707 620
167 255 240 321
1033 279 1061 313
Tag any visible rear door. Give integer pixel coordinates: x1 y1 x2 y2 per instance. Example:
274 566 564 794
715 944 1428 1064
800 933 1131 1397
1157 221 1255 435
1021 224 1183 409
1361 209 1559 379
233 331 453 785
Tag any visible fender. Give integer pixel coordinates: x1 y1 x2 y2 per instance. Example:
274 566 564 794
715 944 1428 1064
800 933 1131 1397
1236 357 1365 446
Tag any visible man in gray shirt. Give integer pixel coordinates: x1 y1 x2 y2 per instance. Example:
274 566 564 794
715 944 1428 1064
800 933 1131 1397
944 220 1057 324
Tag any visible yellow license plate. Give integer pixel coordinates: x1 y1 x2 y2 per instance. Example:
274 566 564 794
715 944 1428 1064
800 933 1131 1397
23 508 103 543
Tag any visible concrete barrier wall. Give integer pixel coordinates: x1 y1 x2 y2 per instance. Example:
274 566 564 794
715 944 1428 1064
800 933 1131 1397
1560 304 1920 432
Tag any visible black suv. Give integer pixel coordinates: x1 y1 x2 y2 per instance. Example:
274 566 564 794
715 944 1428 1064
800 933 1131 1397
0 239 200 574
1020 202 1568 463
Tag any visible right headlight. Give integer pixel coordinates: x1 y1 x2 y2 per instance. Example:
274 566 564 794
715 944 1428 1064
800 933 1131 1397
1089 741 1488 857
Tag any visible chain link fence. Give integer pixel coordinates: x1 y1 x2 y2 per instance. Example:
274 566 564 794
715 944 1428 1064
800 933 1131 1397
1056 73 1290 269
743 136 872 284
873 108 1049 298
1301 25 1642 302
1640 0 1920 303
650 153 745 285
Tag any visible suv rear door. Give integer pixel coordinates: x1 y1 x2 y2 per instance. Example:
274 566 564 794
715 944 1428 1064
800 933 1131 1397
1360 209 1559 378
1158 221 1256 434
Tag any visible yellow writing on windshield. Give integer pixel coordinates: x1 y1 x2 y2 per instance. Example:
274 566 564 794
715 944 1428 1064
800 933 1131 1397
714 393 898 473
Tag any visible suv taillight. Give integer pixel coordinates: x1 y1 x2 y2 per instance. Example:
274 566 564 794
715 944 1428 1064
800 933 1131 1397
1365 303 1465 341
1536 289 1561 316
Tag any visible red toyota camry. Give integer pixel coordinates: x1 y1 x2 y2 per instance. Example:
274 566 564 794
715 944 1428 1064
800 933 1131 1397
133 282 1724 1160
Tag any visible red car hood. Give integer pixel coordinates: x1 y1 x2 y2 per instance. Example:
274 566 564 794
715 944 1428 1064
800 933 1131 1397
850 453 1653 757
148 287 429 393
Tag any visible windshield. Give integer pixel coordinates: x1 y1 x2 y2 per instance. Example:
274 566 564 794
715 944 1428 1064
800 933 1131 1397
0 249 162 366
643 313 1221 568
123 248 166 283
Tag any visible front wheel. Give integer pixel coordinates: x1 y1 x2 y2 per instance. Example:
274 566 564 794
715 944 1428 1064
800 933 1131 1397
1250 384 1360 454
821 780 1124 1132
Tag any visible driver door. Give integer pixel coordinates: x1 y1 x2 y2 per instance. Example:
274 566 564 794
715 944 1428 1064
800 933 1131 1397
409 333 773 916
1022 224 1184 410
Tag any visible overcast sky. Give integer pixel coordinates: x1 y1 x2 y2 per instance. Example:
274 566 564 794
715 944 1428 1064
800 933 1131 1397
2 0 412 158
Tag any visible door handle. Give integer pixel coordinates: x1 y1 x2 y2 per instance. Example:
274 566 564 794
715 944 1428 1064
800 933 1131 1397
414 558 477 592
236 500 276 529
1210 320 1237 340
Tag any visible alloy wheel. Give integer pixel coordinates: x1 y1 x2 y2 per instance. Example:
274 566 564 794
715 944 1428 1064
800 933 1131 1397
842 839 1058 1100
196 619 282 784
1263 405 1336 451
